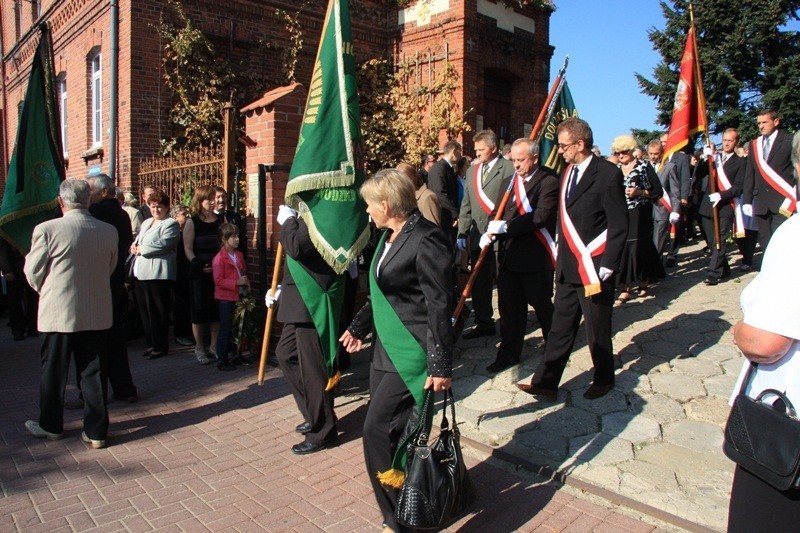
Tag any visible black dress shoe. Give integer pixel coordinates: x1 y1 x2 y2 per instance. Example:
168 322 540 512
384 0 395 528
486 359 518 373
583 383 614 400
664 256 677 267
462 325 495 340
147 350 167 360
292 437 338 455
112 393 138 403
295 422 312 434
516 382 558 400
703 276 719 286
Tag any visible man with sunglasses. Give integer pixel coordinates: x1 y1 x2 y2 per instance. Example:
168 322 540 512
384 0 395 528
517 118 628 401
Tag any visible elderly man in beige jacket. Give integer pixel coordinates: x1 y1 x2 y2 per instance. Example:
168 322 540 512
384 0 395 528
23 179 118 449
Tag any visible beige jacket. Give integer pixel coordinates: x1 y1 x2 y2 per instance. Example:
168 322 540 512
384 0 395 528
416 184 441 227
24 209 118 333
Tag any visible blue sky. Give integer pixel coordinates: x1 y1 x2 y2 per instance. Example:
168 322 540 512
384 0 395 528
548 2 800 154
548 1 666 154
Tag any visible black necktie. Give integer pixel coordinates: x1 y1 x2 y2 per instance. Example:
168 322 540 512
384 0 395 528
567 167 579 200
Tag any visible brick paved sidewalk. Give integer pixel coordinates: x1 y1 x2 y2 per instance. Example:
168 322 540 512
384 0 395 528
0 325 675 532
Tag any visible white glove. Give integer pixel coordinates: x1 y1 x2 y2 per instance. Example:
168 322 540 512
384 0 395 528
277 205 297 225
702 145 713 158
456 238 467 251
668 212 680 224
598 267 613 281
265 285 282 307
708 193 721 208
742 204 753 217
478 233 495 249
487 220 508 234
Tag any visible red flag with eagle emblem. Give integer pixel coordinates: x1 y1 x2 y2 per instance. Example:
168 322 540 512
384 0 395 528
662 23 707 162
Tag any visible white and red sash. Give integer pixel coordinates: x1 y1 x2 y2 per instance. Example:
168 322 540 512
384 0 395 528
473 163 495 215
512 173 556 267
752 138 797 217
559 165 606 296
715 155 745 238
656 186 676 239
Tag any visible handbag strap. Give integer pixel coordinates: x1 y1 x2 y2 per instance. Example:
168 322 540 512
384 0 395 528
439 389 458 431
738 361 759 395
411 389 436 447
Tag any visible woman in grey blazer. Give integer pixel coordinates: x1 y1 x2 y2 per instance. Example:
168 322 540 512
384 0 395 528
131 190 181 359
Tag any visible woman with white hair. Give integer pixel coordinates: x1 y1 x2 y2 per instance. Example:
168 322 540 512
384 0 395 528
611 134 665 304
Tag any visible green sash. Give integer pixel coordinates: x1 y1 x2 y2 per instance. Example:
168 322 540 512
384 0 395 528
369 231 430 486
286 256 345 378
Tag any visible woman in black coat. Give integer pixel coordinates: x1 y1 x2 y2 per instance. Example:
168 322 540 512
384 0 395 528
340 168 454 533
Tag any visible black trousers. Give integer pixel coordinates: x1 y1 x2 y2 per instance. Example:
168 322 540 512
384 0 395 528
495 269 554 365
735 229 758 267
6 267 38 335
363 367 415 532
755 210 789 253
469 246 496 328
275 323 337 445
75 284 136 399
700 215 733 279
136 279 173 353
40 330 109 439
728 466 800 532
536 278 616 388
172 279 192 338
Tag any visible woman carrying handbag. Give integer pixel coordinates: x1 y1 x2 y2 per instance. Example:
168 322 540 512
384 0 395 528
726 131 800 530
340 169 454 533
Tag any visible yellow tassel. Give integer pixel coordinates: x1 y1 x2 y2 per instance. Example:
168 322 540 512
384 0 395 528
324 371 341 391
584 283 602 297
377 468 405 489
780 208 794 218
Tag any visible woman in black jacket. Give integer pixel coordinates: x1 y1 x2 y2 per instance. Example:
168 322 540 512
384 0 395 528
340 168 454 533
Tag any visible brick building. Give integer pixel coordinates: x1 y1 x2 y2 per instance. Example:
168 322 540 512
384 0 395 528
0 0 552 189
0 0 552 292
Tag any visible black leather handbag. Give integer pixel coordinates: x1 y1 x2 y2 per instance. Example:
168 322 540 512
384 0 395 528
395 388 477 530
723 362 800 491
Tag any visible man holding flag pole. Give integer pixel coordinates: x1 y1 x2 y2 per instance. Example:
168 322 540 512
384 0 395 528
263 0 369 455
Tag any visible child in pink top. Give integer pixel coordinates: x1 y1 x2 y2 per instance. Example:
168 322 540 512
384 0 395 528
212 223 250 370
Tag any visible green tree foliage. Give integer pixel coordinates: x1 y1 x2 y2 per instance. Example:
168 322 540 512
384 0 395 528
631 128 663 148
637 0 800 142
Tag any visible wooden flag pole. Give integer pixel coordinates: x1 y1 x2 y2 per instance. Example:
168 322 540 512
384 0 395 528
689 4 721 250
452 56 569 329
257 242 284 385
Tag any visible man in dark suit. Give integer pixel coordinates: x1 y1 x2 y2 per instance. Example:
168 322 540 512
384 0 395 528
647 140 681 264
694 129 746 285
419 153 436 185
268 206 339 455
659 133 692 265
213 186 248 259
518 118 628 400
86 174 138 403
743 108 796 251
457 129 514 340
426 140 462 240
482 138 558 373
139 184 155 220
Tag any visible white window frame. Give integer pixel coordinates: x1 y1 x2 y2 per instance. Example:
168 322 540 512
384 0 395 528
57 74 67 156
90 52 102 147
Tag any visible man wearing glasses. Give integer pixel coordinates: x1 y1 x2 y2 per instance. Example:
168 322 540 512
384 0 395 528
518 118 628 401
420 154 437 185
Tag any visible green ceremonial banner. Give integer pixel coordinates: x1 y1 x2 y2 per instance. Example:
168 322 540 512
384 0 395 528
540 80 578 175
284 0 369 379
0 23 65 254
285 0 369 272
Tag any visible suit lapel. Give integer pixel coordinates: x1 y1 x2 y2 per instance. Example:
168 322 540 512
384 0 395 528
374 212 420 276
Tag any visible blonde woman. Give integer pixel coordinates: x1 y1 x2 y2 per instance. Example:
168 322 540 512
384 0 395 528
611 135 665 304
